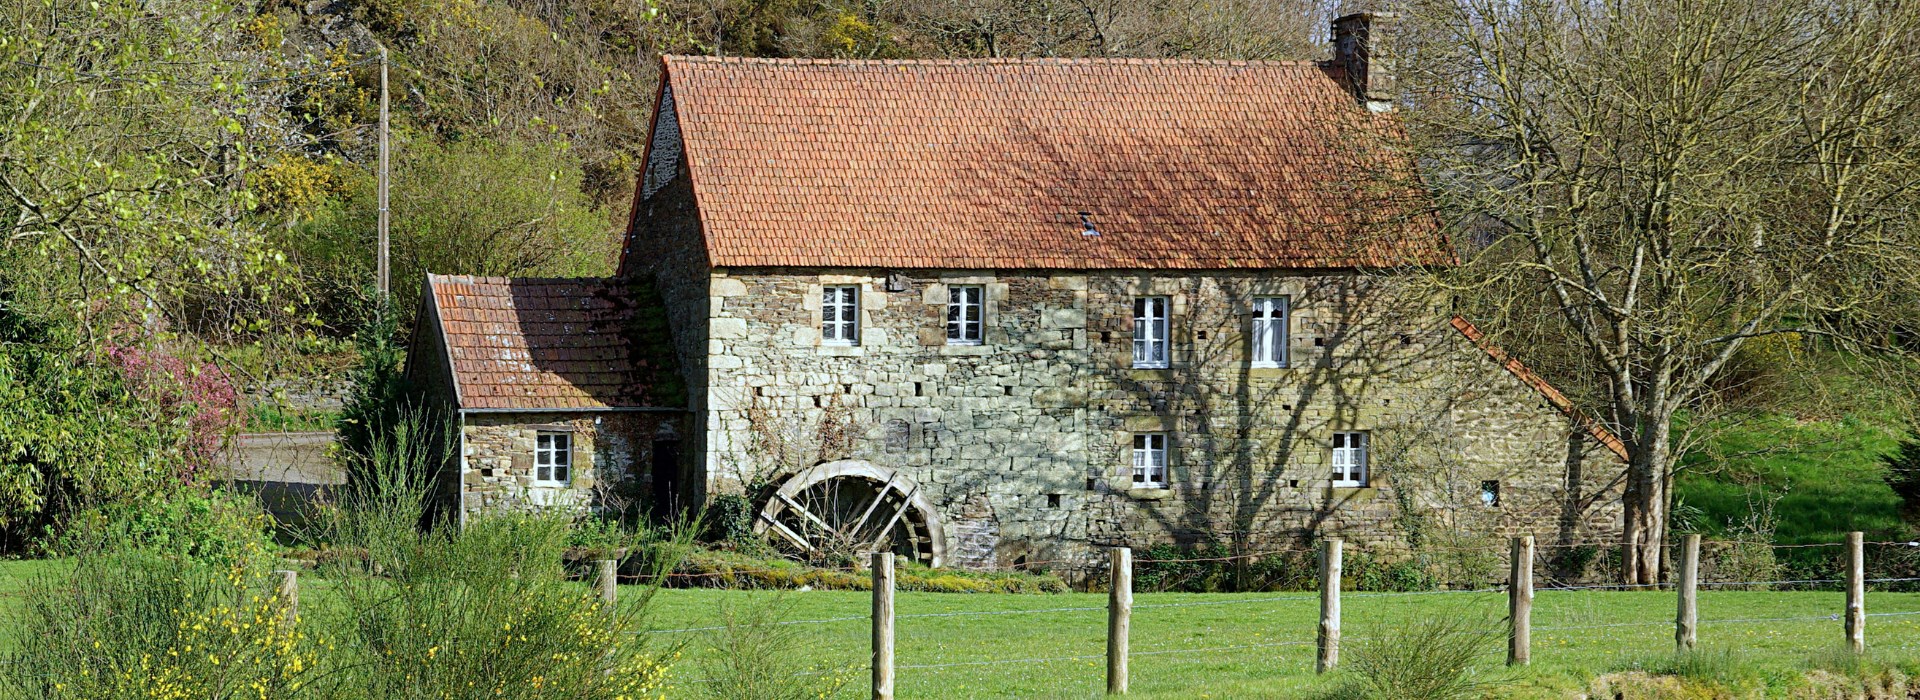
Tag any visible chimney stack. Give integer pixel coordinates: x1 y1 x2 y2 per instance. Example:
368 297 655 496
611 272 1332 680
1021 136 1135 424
1332 12 1397 113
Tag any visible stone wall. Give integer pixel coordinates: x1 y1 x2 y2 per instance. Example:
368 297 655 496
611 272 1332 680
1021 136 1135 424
625 173 713 503
459 411 680 517
693 267 1626 571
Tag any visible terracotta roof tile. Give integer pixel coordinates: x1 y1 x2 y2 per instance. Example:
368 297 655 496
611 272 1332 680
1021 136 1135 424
426 275 675 411
648 56 1450 270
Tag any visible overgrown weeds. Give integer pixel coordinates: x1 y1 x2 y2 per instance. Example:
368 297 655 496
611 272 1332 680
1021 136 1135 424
295 411 683 699
693 594 856 700
1619 646 1767 693
1335 612 1503 700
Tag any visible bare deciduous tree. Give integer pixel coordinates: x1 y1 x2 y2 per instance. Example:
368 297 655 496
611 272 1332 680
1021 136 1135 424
1402 0 1920 583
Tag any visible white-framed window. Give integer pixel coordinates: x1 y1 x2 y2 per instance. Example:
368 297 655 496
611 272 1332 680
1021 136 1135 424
535 431 572 485
1132 432 1168 488
1331 431 1368 487
1250 296 1289 367
1132 296 1170 368
821 285 859 345
947 285 984 345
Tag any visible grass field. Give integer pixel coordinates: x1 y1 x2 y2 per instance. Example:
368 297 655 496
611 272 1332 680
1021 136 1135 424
2 558 1917 697
636 586 1920 698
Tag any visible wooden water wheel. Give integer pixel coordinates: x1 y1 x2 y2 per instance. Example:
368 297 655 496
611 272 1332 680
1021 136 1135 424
754 460 947 567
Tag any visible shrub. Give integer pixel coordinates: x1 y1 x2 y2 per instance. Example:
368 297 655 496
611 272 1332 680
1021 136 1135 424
3 552 318 699
1340 612 1502 700
1883 432 1920 517
0 297 239 550
311 514 673 699
1347 551 1436 592
694 594 856 700
305 412 678 699
53 485 273 567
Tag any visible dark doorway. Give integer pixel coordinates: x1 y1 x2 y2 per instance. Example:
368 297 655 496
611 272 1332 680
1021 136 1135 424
650 439 681 526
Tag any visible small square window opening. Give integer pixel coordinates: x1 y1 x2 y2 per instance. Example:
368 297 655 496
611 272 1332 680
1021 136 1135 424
1331 431 1368 487
1133 297 1171 369
1250 296 1290 367
1132 433 1168 488
1047 494 1062 508
1481 480 1501 507
534 432 572 485
821 285 860 345
946 285 985 345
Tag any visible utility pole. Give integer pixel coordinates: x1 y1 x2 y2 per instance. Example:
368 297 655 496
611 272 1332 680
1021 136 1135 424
376 45 391 299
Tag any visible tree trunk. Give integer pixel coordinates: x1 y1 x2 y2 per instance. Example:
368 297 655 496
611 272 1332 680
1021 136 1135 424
1621 420 1671 586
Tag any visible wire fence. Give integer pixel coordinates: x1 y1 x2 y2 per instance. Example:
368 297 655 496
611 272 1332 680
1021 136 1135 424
601 534 1920 696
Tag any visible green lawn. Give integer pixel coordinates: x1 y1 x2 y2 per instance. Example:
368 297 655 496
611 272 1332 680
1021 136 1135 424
635 586 1920 699
1 558 1916 697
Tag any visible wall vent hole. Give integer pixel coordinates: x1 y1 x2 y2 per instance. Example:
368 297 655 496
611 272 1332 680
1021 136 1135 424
1085 478 1097 491
914 382 924 397
1288 479 1299 488
1047 494 1062 508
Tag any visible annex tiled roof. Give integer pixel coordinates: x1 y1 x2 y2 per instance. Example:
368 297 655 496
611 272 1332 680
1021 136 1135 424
650 56 1449 270
1450 317 1631 462
425 275 675 411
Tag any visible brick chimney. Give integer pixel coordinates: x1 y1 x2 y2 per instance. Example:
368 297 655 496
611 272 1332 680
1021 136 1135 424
1332 12 1397 113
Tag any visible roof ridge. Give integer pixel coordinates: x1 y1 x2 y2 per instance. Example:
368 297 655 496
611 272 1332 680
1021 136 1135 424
663 55 1327 68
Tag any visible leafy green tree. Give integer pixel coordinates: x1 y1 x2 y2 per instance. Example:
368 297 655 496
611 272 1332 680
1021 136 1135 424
289 136 617 328
0 287 228 551
0 0 305 339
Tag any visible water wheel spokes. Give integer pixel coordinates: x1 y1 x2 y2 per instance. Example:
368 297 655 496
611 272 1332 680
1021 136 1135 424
753 461 947 567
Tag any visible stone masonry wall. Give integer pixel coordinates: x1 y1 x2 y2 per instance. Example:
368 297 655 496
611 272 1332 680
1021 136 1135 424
460 411 678 517
696 268 1626 572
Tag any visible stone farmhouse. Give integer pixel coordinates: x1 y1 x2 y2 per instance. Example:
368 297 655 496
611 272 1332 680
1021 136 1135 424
407 14 1630 571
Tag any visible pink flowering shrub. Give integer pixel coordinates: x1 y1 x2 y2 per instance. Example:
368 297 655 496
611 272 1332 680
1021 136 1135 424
103 342 240 476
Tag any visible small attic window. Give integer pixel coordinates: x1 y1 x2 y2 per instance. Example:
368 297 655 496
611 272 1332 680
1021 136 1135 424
1079 211 1100 236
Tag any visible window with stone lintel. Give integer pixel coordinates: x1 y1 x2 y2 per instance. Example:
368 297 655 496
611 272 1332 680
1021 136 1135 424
535 431 572 485
822 285 859 345
1133 432 1168 488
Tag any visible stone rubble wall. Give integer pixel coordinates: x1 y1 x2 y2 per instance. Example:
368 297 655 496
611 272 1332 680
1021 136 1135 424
695 268 1626 573
459 412 676 518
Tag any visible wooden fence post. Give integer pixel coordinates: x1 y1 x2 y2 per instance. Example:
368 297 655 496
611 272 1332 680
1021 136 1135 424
873 552 895 700
1317 538 1342 674
1508 536 1533 666
1846 531 1864 654
272 570 298 629
596 559 618 608
1676 534 1699 652
1108 547 1132 695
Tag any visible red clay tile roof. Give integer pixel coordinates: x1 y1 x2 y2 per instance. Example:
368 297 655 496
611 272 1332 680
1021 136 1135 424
425 275 675 411
648 56 1449 270
1450 317 1630 462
